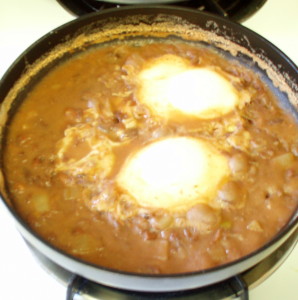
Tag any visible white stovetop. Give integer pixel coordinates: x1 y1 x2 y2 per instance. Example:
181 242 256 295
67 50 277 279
0 0 297 299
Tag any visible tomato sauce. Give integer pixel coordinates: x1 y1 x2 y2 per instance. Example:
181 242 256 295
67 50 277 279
3 40 298 274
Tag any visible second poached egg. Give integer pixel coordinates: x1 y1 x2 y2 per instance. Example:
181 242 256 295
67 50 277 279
137 54 241 120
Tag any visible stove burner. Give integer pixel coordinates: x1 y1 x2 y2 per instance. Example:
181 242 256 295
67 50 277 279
57 0 267 22
66 274 249 299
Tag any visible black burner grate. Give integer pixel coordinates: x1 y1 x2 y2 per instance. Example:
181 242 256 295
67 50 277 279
57 0 267 22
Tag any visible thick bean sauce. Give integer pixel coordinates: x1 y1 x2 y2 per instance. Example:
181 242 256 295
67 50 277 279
3 40 298 274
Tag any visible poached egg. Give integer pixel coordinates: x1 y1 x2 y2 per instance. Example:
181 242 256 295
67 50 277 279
117 136 230 211
138 54 241 120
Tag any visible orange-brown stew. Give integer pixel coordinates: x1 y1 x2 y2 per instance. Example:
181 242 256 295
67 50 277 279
3 40 298 274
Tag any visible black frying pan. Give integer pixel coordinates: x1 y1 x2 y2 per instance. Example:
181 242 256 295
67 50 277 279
0 6 297 292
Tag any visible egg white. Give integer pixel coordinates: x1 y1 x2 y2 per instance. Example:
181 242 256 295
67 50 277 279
138 54 240 120
117 136 230 211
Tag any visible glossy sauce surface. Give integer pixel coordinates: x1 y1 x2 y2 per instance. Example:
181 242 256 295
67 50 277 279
3 40 298 274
